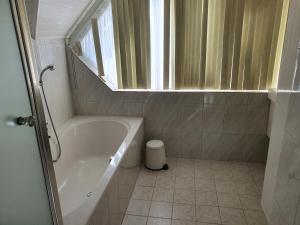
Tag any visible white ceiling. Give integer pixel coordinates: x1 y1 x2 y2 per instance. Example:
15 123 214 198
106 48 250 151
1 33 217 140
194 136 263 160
36 0 91 39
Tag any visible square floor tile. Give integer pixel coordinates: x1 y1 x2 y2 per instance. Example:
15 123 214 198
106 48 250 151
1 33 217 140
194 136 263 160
132 186 154 200
196 191 218 206
196 205 220 224
172 204 196 221
244 210 268 225
122 215 147 225
176 166 195 178
156 176 176 189
236 182 260 196
127 199 151 216
172 220 196 225
153 188 174 202
195 168 214 179
147 217 172 225
149 201 173 218
175 177 194 190
174 189 195 204
195 179 216 192
219 207 247 225
177 158 195 168
215 180 237 193
239 195 262 210
137 174 157 187
213 169 233 181
217 193 242 208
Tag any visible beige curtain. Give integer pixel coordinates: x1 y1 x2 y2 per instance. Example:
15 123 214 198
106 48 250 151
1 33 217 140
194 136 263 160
173 0 289 90
111 0 150 89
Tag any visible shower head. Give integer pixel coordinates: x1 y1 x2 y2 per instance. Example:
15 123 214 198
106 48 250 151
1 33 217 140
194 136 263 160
39 64 56 85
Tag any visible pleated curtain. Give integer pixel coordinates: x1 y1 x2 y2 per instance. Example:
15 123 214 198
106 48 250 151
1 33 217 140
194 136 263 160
173 0 289 90
111 0 151 89
97 0 289 90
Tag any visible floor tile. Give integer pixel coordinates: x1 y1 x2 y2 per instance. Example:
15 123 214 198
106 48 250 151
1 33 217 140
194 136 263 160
176 166 195 178
147 217 172 225
244 210 268 225
231 170 254 183
175 177 194 190
177 158 195 168
195 160 213 169
172 220 196 225
137 174 157 187
122 215 147 225
132 186 154 200
196 205 220 224
195 179 216 192
217 193 242 208
156 176 176 189
239 195 262 211
215 180 237 193
174 189 195 204
149 201 173 218
219 207 247 225
236 182 260 196
213 169 233 181
195 191 218 206
153 188 174 203
127 199 151 216
172 204 196 221
195 168 214 179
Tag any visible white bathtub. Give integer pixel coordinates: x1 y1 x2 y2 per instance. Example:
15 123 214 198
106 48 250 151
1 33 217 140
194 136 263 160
51 116 144 225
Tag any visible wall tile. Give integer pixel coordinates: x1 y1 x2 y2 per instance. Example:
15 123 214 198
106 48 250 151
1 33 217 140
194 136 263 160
202 133 244 161
203 105 224 133
223 105 248 134
274 133 300 225
204 92 228 105
286 93 300 146
69 52 270 162
246 105 269 134
243 135 269 163
181 105 204 134
226 93 249 105
181 133 202 158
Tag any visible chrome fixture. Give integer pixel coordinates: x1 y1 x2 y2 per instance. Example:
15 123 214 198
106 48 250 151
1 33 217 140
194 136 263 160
39 64 62 162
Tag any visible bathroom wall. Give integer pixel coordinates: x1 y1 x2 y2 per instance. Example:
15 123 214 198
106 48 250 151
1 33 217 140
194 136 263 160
34 39 74 128
67 49 270 163
268 92 300 225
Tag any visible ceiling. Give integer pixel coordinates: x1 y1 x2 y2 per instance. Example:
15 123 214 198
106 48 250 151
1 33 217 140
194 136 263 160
36 0 92 39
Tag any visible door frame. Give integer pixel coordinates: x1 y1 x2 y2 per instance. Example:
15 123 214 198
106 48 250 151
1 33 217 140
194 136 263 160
9 1 63 224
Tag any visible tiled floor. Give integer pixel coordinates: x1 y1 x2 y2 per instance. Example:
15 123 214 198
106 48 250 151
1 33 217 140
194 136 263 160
122 158 267 225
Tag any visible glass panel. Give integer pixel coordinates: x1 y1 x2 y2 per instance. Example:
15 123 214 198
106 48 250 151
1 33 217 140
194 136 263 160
0 1 53 225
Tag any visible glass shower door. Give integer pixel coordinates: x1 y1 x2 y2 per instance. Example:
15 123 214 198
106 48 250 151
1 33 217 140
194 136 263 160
0 1 54 225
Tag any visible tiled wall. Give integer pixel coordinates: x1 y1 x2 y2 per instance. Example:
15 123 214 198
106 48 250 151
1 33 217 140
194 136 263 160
34 39 74 128
67 49 270 163
270 93 300 225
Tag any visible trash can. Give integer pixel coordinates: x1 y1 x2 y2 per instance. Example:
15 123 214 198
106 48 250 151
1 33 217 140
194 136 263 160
145 140 168 170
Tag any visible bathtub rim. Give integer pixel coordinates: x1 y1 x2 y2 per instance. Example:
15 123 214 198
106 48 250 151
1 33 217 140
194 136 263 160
55 116 144 225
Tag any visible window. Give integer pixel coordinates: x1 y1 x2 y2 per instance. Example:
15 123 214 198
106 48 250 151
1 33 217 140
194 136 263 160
150 0 164 90
75 0 289 91
80 27 97 70
97 2 118 89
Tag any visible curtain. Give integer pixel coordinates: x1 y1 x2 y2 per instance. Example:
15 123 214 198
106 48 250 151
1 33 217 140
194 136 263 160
77 0 289 91
173 0 290 90
111 0 151 89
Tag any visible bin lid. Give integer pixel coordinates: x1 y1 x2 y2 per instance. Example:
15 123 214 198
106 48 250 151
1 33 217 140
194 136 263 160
146 140 164 149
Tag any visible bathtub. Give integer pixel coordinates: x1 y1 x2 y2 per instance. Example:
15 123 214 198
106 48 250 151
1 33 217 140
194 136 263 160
51 116 144 225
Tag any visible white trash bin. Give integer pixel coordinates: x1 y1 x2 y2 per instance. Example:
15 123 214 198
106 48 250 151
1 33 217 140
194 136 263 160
145 140 168 170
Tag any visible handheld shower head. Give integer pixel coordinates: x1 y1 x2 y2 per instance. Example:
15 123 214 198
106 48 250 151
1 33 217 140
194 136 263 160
39 64 56 85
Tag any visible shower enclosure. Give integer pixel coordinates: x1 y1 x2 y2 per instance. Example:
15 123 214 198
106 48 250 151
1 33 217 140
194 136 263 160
0 1 62 225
